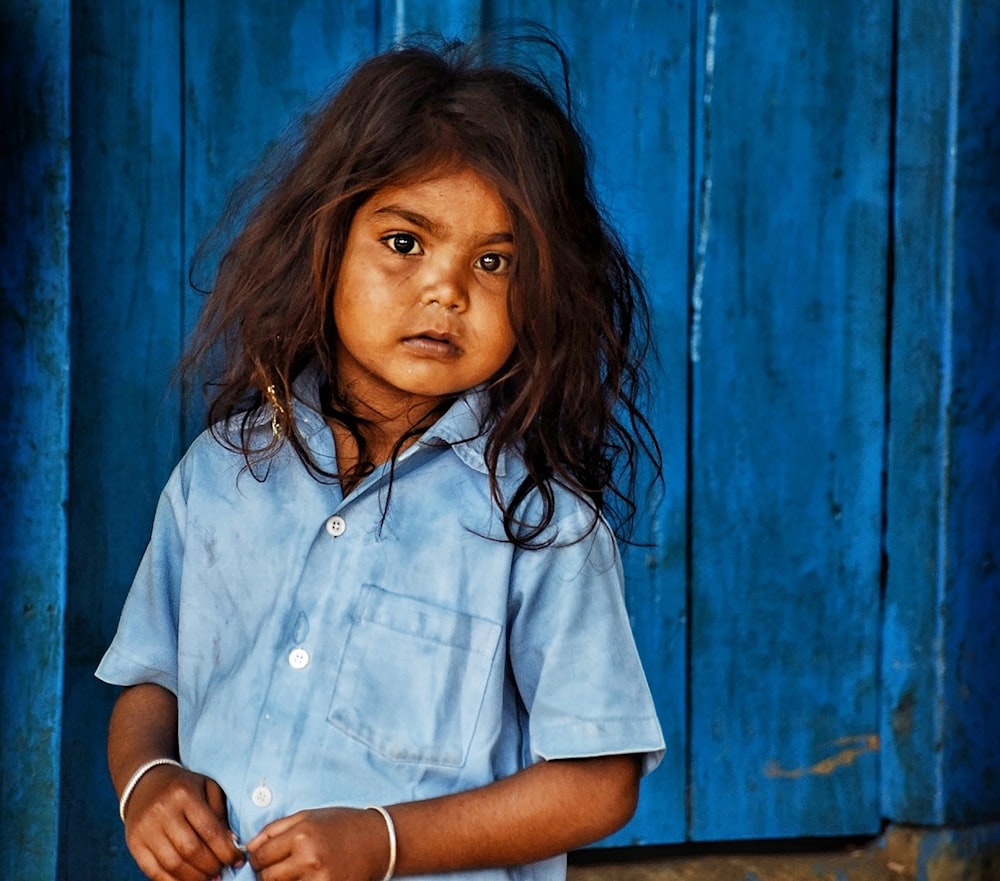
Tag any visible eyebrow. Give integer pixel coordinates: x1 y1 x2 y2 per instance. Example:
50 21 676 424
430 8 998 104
372 205 514 246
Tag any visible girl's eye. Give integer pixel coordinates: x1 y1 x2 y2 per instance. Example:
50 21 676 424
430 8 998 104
476 252 511 274
383 233 422 255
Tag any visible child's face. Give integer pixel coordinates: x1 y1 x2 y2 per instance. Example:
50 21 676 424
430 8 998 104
333 166 517 416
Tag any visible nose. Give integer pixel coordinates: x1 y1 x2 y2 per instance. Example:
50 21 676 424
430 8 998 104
419 259 468 311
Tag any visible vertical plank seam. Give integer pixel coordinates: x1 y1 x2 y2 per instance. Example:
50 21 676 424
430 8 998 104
179 0 188 448
878 0 900 826
479 0 492 40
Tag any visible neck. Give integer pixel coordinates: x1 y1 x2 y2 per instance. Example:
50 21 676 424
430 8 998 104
323 385 449 491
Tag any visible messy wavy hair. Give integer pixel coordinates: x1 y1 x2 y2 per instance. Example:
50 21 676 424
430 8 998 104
184 34 661 548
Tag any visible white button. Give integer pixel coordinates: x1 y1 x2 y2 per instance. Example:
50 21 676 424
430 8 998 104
325 515 346 537
251 785 272 807
288 647 310 669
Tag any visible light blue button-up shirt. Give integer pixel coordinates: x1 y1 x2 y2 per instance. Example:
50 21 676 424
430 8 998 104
97 368 664 881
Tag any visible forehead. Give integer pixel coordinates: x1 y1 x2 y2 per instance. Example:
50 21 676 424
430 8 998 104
361 166 512 233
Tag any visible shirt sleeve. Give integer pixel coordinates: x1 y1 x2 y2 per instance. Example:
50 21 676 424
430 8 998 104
94 461 187 694
507 503 665 776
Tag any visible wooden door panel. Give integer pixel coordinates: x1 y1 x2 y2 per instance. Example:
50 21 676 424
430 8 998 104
688 0 890 839
63 3 185 878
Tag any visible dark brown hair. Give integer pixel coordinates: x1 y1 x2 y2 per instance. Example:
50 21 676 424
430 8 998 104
185 35 661 547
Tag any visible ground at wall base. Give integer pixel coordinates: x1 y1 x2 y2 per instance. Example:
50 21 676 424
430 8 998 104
567 823 1000 881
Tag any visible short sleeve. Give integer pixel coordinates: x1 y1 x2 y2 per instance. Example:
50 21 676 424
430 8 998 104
508 506 665 776
94 462 187 694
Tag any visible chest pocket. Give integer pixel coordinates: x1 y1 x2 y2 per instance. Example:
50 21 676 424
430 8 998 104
328 583 502 767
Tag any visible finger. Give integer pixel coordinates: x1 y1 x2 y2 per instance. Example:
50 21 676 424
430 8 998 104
199 778 244 866
162 819 228 878
247 821 297 872
183 800 244 868
246 810 303 850
203 777 228 822
134 837 209 881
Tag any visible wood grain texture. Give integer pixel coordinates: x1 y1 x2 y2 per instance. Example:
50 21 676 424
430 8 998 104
882 0 1000 826
0 2 70 877
61 1 184 877
65 0 184 673
688 0 890 839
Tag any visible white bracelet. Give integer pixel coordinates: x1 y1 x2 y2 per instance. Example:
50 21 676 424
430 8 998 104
119 758 184 822
366 805 397 881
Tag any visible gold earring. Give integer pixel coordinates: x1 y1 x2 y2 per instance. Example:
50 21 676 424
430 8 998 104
265 385 286 438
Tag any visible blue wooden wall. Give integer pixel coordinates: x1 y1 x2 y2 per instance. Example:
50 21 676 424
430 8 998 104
2 0 998 878
687 1 889 838
1 3 70 880
882 0 1000 827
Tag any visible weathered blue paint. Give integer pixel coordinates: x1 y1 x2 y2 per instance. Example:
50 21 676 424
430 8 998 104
0 0 71 877
60 2 185 878
882 0 1000 826
688 0 890 839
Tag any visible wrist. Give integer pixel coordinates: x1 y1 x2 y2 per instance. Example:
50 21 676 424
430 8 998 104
118 757 184 822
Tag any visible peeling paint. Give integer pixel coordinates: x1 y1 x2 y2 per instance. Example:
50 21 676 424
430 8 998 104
764 734 879 779
689 0 716 365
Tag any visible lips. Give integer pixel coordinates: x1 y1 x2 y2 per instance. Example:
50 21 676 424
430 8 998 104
402 331 461 359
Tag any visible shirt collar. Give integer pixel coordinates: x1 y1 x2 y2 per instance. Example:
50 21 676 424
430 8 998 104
286 363 331 443
289 365 505 476
419 387 506 477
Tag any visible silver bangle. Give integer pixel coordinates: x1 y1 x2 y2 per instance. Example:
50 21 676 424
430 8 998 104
366 805 397 881
119 758 184 822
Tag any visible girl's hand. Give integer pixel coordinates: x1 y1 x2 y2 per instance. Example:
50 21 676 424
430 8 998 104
247 807 390 881
123 763 244 881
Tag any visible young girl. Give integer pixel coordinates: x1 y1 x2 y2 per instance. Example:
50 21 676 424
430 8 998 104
98 37 664 881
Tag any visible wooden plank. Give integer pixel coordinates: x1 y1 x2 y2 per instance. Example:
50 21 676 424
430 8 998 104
65 0 184 681
882 0 1000 826
61 1 184 877
0 2 70 878
182 1 377 435
688 0 890 839
487 0 692 845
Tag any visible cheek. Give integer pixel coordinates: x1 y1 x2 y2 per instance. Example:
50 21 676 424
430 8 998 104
332 291 371 354
490 319 518 367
